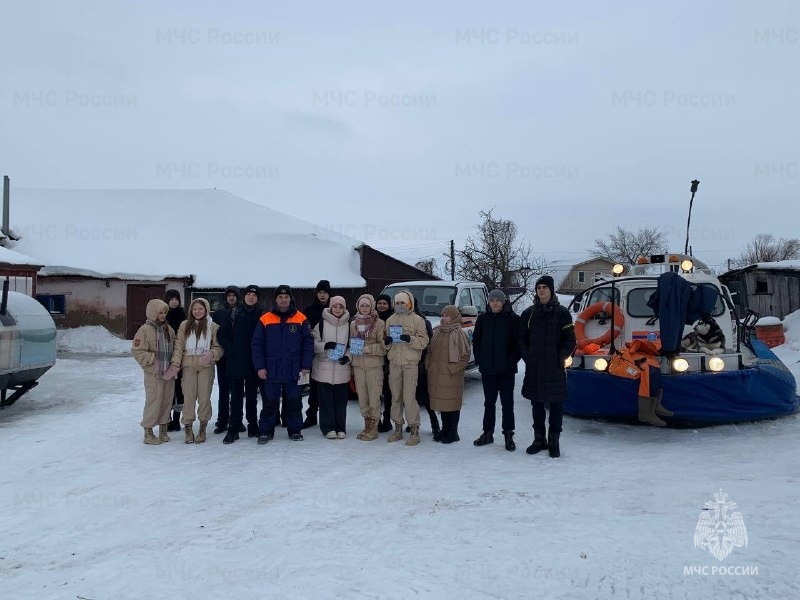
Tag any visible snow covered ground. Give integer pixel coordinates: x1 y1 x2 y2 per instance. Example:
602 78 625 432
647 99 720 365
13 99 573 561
2 325 799 599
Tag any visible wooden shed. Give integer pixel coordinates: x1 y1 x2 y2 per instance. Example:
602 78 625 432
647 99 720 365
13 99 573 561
719 260 800 320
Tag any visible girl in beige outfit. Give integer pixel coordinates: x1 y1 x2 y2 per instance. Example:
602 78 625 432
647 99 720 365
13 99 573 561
132 299 176 445
349 294 387 441
426 305 471 444
166 298 223 444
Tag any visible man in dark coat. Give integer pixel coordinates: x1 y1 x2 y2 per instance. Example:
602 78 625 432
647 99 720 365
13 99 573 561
164 289 187 431
519 275 576 458
301 279 331 428
212 286 241 433
472 289 522 451
217 285 264 444
375 293 394 432
251 285 314 442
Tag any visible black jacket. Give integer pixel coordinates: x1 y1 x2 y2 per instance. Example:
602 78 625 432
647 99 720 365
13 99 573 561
166 306 186 335
303 299 328 330
472 303 521 375
519 298 576 403
217 304 264 379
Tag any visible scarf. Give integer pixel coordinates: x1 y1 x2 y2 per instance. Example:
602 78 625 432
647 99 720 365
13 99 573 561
354 311 377 339
185 317 212 355
150 320 172 376
433 322 470 363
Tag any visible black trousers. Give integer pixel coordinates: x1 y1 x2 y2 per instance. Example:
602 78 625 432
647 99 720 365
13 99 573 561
216 360 229 424
228 376 259 432
381 363 392 419
481 373 516 433
532 401 563 434
259 381 303 435
318 382 348 435
306 378 319 416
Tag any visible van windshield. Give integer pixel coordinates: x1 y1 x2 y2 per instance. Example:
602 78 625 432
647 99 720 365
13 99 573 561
381 286 456 317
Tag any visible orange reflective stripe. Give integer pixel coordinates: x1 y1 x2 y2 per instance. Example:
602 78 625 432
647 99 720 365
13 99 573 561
259 311 307 327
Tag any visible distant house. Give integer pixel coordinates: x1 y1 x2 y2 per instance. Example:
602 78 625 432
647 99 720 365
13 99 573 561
0 246 43 297
5 188 435 338
719 260 800 320
557 257 623 295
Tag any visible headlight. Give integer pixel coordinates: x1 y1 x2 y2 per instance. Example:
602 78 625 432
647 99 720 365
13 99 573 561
564 356 573 368
672 358 689 373
680 259 693 273
593 358 608 371
707 356 724 372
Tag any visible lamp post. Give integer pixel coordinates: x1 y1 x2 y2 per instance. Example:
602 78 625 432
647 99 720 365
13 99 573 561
684 179 700 255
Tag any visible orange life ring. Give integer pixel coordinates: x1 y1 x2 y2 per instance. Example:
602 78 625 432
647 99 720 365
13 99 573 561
574 301 624 349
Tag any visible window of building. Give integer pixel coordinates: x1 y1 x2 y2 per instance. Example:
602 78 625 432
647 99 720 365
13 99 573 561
37 294 66 315
578 271 585 283
754 278 770 294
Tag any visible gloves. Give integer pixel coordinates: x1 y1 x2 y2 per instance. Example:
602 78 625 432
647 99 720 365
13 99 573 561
338 356 350 365
384 336 393 345
324 341 337 350
199 351 214 366
163 365 179 380
399 334 411 343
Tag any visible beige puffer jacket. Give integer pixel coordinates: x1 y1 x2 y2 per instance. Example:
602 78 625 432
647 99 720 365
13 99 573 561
170 298 223 367
384 312 429 366
312 308 352 385
132 299 175 374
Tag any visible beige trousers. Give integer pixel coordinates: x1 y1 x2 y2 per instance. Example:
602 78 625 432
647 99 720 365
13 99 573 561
141 369 175 428
389 362 420 427
180 356 216 424
354 365 384 419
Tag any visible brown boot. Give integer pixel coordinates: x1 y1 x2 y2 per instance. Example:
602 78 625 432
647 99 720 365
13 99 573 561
358 417 379 441
356 418 370 440
143 427 161 445
195 421 208 443
653 390 673 417
184 424 195 444
387 422 404 442
158 423 170 443
405 425 420 446
638 396 666 426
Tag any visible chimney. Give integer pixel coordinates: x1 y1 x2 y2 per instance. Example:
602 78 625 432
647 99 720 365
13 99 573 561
2 175 9 239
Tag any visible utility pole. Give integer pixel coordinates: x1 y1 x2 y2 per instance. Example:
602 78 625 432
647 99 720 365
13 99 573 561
450 240 455 280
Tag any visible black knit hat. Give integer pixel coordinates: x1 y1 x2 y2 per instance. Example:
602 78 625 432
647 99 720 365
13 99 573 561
535 275 555 296
315 279 332 294
275 284 292 298
165 289 181 303
244 285 260 299
376 293 392 305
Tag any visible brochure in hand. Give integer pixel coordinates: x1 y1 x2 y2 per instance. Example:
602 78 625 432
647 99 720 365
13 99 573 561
297 371 310 385
349 337 365 356
389 325 404 343
327 343 346 361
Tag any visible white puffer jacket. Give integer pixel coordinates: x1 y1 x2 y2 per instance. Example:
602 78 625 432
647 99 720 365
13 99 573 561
311 308 352 385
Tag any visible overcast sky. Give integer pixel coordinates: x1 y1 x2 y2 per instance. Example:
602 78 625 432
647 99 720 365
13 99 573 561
1 0 797 273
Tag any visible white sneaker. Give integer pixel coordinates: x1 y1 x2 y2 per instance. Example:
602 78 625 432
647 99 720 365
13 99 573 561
337 431 347 439
325 431 337 439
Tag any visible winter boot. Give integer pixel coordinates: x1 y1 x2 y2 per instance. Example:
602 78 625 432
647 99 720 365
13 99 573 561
406 425 420 446
213 421 227 434
158 423 171 443
247 422 259 438
473 431 494 446
548 432 560 458
302 412 318 429
440 411 461 444
428 409 441 441
223 429 239 444
167 411 181 432
526 432 548 454
184 424 195 444
654 390 673 417
638 396 666 427
387 422 404 443
143 427 161 445
195 421 208 443
356 418 370 440
503 430 516 452
378 405 392 433
364 417 380 441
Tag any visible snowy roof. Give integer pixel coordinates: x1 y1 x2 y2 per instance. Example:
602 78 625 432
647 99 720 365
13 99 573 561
6 188 366 288
0 244 44 267
722 259 800 275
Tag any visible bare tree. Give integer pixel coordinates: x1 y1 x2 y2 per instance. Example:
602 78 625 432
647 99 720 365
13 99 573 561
590 226 669 265
733 233 800 267
457 209 547 304
414 257 437 275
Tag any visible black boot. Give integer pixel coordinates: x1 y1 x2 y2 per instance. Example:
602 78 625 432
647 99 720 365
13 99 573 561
473 431 494 446
377 407 392 433
440 411 461 444
247 422 259 438
548 431 560 458
503 430 516 452
428 409 441 441
167 411 181 432
223 429 239 444
526 432 548 455
302 413 318 429
213 421 228 434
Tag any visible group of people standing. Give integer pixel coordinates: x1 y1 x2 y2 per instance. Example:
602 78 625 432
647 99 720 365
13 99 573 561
133 275 576 458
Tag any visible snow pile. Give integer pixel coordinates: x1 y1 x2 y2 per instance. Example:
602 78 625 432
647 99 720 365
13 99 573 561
56 326 131 355
756 316 782 326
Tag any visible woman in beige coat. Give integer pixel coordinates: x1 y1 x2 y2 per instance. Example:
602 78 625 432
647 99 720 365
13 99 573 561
132 299 176 445
166 298 223 444
426 305 471 444
349 294 387 441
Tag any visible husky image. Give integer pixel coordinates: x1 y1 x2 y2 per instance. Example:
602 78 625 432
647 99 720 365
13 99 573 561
681 316 726 354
